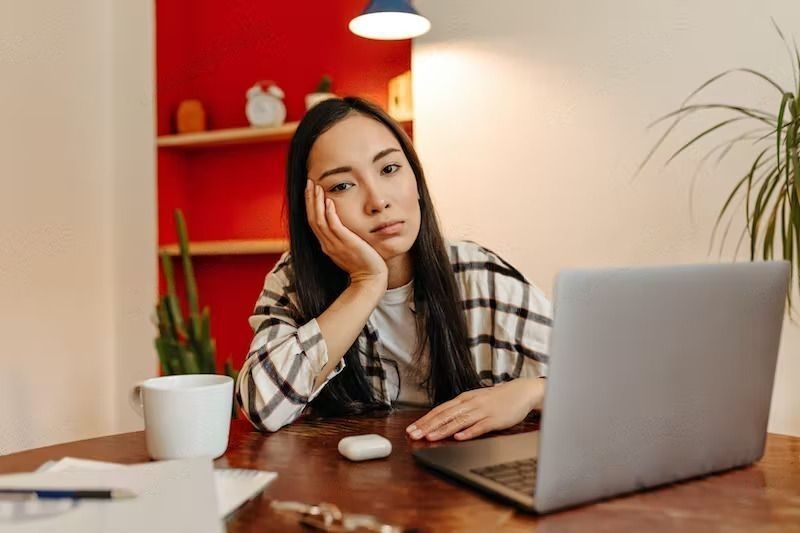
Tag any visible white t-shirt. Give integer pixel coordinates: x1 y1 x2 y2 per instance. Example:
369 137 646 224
370 279 430 406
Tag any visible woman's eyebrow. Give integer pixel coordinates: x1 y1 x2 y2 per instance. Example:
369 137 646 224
373 147 400 162
318 166 352 181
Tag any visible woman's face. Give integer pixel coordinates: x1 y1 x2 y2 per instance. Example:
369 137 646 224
306 113 421 260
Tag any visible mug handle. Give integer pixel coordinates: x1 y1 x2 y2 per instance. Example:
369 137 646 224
129 382 144 417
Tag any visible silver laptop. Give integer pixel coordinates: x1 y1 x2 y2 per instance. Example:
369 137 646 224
412 261 789 513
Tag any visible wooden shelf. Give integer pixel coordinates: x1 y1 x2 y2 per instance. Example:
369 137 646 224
157 118 411 150
159 239 289 257
157 122 299 149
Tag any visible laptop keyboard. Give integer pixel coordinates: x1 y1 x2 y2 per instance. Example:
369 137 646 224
471 458 538 494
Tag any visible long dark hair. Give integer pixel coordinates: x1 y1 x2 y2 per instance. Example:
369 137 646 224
286 96 481 416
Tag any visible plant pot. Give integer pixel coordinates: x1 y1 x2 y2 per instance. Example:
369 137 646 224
305 92 337 110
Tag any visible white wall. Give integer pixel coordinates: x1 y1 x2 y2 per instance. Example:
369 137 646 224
0 0 156 454
414 0 800 436
110 0 158 434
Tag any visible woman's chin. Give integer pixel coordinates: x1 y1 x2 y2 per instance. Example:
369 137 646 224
374 237 413 260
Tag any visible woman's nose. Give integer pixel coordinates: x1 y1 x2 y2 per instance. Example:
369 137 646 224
363 181 390 214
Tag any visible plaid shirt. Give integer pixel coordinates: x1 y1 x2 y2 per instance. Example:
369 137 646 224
236 240 553 432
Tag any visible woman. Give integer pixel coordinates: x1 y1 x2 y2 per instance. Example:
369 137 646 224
235 96 552 442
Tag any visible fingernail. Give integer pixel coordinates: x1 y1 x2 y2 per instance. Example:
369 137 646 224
411 430 423 439
406 424 417 433
306 179 312 192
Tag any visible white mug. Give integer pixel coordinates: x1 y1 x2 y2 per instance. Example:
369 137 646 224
129 374 233 460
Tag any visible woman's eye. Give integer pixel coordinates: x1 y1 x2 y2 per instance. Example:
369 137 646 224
382 163 401 175
330 183 353 193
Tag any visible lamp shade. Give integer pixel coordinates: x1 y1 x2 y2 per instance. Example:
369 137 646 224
349 0 431 40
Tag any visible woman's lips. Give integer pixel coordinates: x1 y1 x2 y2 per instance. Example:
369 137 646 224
372 221 404 236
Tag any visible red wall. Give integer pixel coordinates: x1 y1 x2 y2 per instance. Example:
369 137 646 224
156 0 411 371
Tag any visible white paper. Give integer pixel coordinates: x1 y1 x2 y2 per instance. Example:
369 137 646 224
36 457 276 518
213 467 277 517
0 457 222 533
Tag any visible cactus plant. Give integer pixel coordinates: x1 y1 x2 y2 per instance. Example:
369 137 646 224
154 209 239 417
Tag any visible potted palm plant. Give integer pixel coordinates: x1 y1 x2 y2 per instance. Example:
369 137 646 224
154 209 239 417
639 22 799 314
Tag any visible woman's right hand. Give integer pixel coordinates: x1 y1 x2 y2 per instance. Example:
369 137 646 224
305 179 388 287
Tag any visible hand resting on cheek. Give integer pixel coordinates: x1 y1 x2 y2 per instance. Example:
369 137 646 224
305 179 388 287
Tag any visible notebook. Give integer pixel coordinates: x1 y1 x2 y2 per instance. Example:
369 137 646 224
0 457 222 532
36 457 277 519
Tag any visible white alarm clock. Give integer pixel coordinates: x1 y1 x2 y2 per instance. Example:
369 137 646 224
245 81 286 128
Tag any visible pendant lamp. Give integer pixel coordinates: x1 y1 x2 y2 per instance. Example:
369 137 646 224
349 0 431 40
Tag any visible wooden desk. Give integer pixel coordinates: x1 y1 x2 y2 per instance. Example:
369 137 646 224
1 411 798 531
